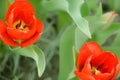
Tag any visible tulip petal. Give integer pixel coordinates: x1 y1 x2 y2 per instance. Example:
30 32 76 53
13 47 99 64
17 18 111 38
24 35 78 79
111 64 120 80
36 19 44 33
6 1 35 22
0 20 19 46
74 71 95 80
7 15 37 40
75 42 120 80
81 56 92 75
93 73 112 80
0 32 19 46
77 42 102 71
20 20 44 47
92 51 119 73
91 51 120 79
6 1 38 41
20 32 41 47
3 0 44 48
7 25 36 40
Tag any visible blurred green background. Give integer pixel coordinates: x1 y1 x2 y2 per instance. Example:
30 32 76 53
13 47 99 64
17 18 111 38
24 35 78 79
0 0 120 80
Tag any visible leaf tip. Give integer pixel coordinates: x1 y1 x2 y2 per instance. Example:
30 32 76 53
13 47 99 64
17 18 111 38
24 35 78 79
38 72 42 77
85 32 92 39
89 35 92 39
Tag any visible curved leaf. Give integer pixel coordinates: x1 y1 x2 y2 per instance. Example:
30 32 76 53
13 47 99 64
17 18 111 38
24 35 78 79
67 0 91 38
12 45 46 77
42 0 91 38
59 26 75 80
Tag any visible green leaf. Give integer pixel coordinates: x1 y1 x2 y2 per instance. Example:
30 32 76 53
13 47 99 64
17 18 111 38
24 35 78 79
71 16 91 38
112 35 120 46
89 23 120 44
41 0 68 11
86 16 102 33
103 34 120 58
58 11 72 32
75 10 103 51
68 47 79 80
59 26 75 80
74 21 120 58
12 76 19 80
67 0 91 38
75 15 117 51
109 0 120 11
12 45 46 77
96 3 103 16
70 77 79 80
75 27 88 51
29 0 45 19
0 41 11 55
12 55 20 75
0 0 7 20
85 0 98 10
42 0 91 38
81 2 90 17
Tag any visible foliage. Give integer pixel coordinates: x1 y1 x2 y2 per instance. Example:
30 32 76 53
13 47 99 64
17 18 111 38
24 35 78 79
0 0 120 80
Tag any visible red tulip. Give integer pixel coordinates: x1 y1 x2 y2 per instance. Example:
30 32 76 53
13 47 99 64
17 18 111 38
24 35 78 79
0 0 44 47
75 42 120 80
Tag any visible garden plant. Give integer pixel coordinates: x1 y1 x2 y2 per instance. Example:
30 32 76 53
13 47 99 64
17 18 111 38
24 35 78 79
0 0 120 80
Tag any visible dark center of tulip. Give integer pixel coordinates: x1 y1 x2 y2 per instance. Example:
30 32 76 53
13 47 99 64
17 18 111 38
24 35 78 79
91 67 101 74
91 64 104 75
13 20 29 31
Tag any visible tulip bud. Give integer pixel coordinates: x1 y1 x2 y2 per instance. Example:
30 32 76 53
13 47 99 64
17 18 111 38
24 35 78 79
102 11 117 29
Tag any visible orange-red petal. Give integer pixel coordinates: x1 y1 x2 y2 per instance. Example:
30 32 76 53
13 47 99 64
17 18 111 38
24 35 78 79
0 32 19 46
74 71 95 80
75 42 120 80
20 32 41 47
93 73 112 80
77 42 102 71
7 19 37 40
36 19 44 33
81 56 92 75
91 51 119 73
110 64 120 80
2 0 44 47
6 1 38 41
6 1 35 22
20 19 44 47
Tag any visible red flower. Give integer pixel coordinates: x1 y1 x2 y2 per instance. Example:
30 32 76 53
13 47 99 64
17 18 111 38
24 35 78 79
0 0 44 47
75 42 120 80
